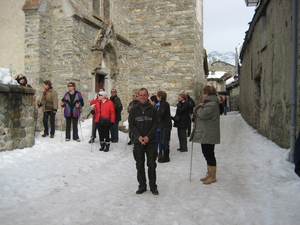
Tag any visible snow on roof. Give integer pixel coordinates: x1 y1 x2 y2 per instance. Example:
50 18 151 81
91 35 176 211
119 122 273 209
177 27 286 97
207 71 226 79
225 76 236 85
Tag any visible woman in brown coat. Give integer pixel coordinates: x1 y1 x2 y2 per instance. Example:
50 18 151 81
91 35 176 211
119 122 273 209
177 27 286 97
37 80 58 138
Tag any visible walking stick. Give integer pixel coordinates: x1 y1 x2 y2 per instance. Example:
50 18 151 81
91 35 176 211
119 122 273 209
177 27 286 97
34 106 39 137
78 116 84 142
189 141 194 181
60 107 63 142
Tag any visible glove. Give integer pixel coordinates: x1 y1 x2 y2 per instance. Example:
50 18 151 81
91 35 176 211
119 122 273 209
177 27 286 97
91 110 95 115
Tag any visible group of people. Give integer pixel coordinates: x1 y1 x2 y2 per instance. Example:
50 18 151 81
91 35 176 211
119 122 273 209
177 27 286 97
16 74 220 195
127 86 220 195
37 81 84 142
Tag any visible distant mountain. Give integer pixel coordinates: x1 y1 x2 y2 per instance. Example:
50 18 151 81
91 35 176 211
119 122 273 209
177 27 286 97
207 51 236 66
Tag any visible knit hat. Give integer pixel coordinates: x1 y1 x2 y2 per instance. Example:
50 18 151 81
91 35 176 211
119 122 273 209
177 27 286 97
99 91 108 98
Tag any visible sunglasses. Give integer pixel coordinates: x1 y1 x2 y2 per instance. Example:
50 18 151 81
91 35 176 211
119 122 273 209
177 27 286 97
98 94 103 96
68 85 74 87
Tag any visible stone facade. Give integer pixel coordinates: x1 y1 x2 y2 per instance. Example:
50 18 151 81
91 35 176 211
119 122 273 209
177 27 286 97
239 0 299 148
1 0 205 137
129 0 205 105
0 84 36 151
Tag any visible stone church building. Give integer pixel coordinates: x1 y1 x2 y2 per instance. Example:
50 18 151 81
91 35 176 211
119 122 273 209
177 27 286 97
1 0 206 121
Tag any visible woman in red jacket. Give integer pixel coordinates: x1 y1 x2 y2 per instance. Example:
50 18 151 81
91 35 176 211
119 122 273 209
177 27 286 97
94 91 116 152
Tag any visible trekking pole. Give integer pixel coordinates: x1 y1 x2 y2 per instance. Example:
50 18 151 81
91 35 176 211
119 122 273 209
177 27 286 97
60 107 63 142
78 116 84 142
90 134 93 152
34 106 39 137
189 141 194 181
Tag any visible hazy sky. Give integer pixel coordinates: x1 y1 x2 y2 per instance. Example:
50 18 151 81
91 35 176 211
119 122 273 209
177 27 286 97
204 0 256 53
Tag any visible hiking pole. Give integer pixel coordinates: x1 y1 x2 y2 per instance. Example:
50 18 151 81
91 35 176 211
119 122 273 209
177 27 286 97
189 141 194 181
78 116 84 142
60 107 63 142
34 106 39 137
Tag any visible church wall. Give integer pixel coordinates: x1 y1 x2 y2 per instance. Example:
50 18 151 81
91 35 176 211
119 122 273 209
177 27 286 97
128 0 205 105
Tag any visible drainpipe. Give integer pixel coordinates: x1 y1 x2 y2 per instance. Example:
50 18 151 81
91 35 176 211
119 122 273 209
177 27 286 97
288 0 298 163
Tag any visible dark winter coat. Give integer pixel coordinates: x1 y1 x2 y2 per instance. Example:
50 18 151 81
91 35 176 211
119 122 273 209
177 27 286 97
294 131 300 177
173 100 190 128
158 100 172 128
110 95 123 122
187 95 195 115
128 100 158 144
191 95 220 144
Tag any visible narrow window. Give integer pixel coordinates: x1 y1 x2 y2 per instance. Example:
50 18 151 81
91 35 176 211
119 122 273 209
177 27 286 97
103 0 110 20
93 0 100 16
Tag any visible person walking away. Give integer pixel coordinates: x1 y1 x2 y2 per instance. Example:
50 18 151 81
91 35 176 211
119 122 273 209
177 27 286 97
129 88 159 195
88 88 105 143
127 93 139 145
173 93 190 152
190 85 220 185
224 96 229 115
94 91 115 152
110 89 123 142
156 91 172 163
187 94 195 137
150 95 163 160
61 82 84 142
37 80 58 138
16 74 32 88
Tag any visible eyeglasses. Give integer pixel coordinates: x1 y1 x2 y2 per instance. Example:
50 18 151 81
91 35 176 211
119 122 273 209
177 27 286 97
111 91 116 93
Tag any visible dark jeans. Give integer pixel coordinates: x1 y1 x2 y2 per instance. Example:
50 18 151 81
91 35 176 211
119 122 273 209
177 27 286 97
133 142 157 191
177 127 187 150
110 121 119 141
43 111 56 135
161 126 172 152
156 130 163 153
97 123 110 144
65 117 79 140
91 117 97 138
201 144 216 166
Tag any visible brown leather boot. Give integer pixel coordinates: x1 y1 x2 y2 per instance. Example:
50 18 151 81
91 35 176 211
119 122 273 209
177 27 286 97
203 166 217 185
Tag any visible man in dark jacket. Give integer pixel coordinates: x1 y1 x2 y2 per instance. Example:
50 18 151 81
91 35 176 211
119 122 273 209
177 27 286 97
187 94 195 136
157 90 172 163
129 88 159 195
110 88 123 142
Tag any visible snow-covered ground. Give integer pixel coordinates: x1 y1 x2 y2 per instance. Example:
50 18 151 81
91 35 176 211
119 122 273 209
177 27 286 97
1 111 299 225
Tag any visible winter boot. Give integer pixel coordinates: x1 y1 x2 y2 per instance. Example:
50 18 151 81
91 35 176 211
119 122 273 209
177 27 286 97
99 142 105 151
203 166 217 185
200 165 210 181
158 149 170 163
104 144 110 152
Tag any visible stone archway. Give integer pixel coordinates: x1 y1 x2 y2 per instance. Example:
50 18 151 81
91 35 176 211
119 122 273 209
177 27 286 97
91 22 118 92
